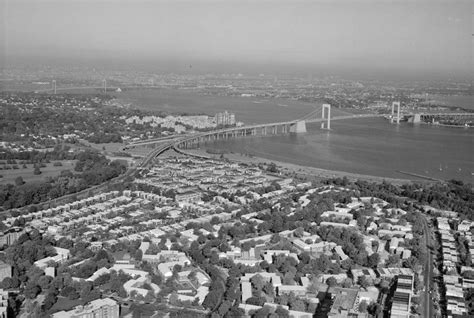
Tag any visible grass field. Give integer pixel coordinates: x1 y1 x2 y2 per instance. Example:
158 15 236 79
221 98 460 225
0 160 76 185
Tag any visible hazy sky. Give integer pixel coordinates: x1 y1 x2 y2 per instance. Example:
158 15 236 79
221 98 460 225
1 0 472 77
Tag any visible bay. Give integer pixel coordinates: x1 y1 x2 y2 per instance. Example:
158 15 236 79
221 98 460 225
205 118 474 183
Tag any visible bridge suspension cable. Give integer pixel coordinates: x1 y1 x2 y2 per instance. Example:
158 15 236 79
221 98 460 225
296 108 322 121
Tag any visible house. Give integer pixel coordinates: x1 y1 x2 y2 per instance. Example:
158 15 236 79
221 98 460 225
389 237 402 253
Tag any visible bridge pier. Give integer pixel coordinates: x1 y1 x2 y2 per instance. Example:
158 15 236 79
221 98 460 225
290 121 307 133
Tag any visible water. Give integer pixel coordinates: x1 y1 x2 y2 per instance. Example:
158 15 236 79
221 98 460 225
424 94 473 110
116 88 355 124
120 89 473 183
205 118 474 183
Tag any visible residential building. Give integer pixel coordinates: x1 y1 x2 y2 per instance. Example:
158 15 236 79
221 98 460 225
51 298 119 318
0 262 11 282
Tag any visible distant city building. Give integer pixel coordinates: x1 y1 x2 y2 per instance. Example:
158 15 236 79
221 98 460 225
51 298 119 318
215 111 236 126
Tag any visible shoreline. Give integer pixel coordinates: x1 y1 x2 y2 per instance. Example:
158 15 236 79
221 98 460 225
420 122 472 129
183 148 431 186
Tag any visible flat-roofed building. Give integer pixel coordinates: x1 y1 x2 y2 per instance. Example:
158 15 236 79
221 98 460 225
241 281 252 303
51 298 119 318
390 275 413 318
277 285 307 296
0 262 11 282
390 291 410 318
328 288 366 317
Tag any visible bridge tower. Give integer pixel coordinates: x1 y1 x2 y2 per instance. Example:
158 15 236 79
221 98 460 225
391 102 400 124
321 104 331 129
52 80 57 94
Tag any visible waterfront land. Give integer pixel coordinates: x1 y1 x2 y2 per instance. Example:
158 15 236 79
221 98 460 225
185 148 415 186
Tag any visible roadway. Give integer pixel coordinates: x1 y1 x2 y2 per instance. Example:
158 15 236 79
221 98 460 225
421 215 435 318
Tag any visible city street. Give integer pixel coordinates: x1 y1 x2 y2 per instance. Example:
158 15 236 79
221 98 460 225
422 216 435 317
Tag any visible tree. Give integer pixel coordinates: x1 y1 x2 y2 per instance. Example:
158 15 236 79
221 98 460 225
274 306 290 318
266 162 278 173
250 274 265 292
134 249 143 261
252 306 271 318
368 302 383 316
38 275 52 290
61 286 79 298
246 296 265 306
202 290 221 310
367 253 380 268
293 227 305 238
289 299 306 312
403 256 420 271
14 176 25 186
43 293 57 311
326 277 337 287
225 306 245 318
33 165 41 175
263 281 275 299
342 278 353 288
24 282 41 299
218 300 232 316
359 300 368 313
0 277 13 289
386 254 400 267
358 276 371 289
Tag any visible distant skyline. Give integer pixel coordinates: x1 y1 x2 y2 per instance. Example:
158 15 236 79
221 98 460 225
1 0 473 79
